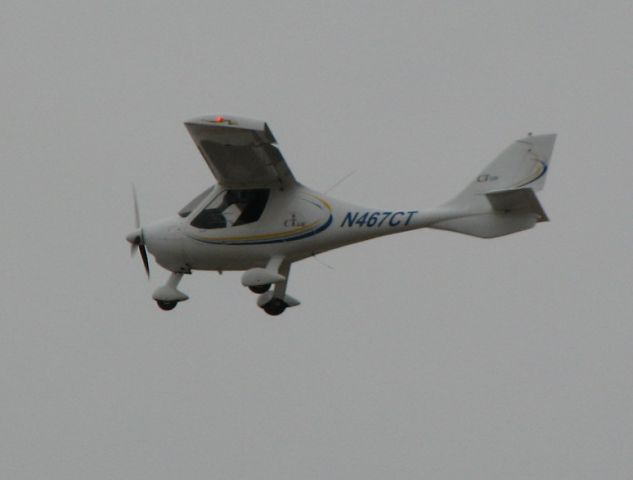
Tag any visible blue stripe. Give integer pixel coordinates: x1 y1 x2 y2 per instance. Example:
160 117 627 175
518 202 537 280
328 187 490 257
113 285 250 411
193 214 333 246
516 161 548 188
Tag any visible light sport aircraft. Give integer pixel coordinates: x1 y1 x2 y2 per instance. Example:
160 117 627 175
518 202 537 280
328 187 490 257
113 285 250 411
127 115 556 315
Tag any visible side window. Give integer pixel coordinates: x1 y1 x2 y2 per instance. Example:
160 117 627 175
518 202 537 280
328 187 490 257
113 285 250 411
178 186 215 218
191 189 270 229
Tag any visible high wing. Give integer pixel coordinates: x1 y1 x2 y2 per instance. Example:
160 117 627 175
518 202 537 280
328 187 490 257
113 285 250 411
184 115 296 188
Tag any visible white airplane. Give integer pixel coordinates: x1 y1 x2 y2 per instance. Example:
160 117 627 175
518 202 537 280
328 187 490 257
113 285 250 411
127 115 556 315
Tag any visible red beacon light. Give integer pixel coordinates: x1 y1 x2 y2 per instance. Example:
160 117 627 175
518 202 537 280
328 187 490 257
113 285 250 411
214 115 225 123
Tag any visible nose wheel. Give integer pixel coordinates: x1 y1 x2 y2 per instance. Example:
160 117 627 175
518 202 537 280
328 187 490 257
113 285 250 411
152 272 189 312
156 300 178 311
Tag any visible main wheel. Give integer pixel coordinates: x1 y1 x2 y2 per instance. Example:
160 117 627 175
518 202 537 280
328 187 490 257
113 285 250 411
262 298 287 316
249 283 271 294
156 300 178 311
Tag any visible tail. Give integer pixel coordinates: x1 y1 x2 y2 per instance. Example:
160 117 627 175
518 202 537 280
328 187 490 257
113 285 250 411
430 133 557 238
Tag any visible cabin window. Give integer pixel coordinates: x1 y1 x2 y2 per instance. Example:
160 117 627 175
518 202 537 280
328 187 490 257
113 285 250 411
178 186 216 218
190 189 270 229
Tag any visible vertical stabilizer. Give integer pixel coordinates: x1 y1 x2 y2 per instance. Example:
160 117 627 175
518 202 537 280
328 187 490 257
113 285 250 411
450 133 556 205
430 134 557 238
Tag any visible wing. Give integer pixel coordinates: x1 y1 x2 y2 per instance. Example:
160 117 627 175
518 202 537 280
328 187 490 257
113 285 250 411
184 115 296 188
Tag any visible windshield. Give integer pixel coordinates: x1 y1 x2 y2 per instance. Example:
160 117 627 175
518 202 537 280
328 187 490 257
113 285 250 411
178 186 215 218
190 188 270 229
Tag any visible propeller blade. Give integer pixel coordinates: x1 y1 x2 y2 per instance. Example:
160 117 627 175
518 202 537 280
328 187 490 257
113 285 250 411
132 184 141 229
127 186 148 277
139 243 150 278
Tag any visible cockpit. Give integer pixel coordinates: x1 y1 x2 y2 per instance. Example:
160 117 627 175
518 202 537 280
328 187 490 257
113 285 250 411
179 187 270 229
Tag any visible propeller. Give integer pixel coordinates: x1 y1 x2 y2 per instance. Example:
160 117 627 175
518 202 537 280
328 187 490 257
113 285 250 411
126 185 150 278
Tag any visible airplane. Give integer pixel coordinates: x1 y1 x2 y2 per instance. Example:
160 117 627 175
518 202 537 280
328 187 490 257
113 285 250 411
126 115 556 315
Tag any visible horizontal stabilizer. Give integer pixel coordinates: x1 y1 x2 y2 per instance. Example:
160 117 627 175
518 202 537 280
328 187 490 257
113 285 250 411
486 188 548 222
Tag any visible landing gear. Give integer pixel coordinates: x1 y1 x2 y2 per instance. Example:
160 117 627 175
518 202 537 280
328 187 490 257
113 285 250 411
152 272 189 312
262 298 288 316
249 283 270 294
252 258 300 316
156 300 178 311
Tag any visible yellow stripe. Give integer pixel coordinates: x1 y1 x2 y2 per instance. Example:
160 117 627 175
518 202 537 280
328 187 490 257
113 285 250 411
197 219 320 243
312 195 333 212
193 194 333 243
513 154 544 187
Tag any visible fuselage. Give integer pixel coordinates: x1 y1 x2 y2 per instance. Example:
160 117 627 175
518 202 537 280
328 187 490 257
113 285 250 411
127 117 555 315
142 184 458 273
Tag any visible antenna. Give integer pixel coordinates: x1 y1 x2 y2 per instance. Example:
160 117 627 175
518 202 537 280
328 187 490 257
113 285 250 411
325 169 357 194
312 253 334 270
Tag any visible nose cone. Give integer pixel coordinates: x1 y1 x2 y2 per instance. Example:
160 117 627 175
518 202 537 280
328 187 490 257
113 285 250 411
126 228 143 245
142 217 187 272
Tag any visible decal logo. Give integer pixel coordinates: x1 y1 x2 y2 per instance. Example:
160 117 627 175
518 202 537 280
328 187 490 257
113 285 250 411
284 213 306 228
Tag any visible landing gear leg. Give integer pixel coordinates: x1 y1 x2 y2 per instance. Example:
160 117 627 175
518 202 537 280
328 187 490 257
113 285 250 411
152 272 189 311
258 261 299 316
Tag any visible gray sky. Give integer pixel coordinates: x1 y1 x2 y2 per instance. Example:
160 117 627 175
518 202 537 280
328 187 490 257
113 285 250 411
2 1 632 478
